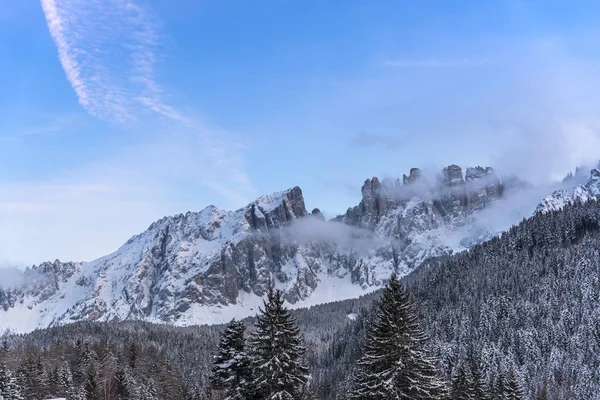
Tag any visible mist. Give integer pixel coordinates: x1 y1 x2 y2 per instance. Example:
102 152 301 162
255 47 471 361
275 217 395 256
0 265 28 289
265 161 591 261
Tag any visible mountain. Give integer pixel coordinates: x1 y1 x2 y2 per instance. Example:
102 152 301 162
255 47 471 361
536 167 600 214
1 164 527 333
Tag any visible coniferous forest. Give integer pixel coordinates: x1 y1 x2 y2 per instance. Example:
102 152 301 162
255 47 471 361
2 199 600 399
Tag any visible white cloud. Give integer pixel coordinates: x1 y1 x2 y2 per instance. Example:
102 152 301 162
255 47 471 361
40 0 176 122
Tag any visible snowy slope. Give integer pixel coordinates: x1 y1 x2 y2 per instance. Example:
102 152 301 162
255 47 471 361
1 165 531 333
536 169 600 214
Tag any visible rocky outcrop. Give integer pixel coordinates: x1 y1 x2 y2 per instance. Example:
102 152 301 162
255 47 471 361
339 177 400 230
333 164 520 283
311 208 325 221
340 165 507 230
403 168 422 185
465 167 502 211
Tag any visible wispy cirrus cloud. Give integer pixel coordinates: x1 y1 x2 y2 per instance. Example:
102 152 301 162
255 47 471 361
40 0 182 122
38 0 255 208
382 58 488 68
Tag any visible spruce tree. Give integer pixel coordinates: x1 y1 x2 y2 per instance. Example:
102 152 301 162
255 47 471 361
57 361 76 399
249 288 309 400
468 351 490 400
504 369 525 400
211 319 252 400
351 274 446 399
0 364 24 400
451 364 476 400
84 362 100 400
490 374 507 400
114 366 138 399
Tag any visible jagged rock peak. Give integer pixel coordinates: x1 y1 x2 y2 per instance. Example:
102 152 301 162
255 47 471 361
245 186 307 230
403 167 422 185
441 164 465 186
251 186 305 214
465 166 496 181
0 165 534 333
311 208 325 221
361 177 386 197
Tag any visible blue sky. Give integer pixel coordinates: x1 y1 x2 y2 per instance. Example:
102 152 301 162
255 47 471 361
2 0 600 264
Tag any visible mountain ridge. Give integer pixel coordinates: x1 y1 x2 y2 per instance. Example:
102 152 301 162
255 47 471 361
0 163 573 333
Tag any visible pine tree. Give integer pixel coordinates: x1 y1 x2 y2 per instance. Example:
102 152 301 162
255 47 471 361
490 374 506 400
211 319 252 400
17 353 49 400
249 289 309 400
128 343 139 370
504 369 525 400
468 351 490 400
84 362 100 400
57 361 76 399
114 366 138 399
99 347 118 398
351 274 446 399
0 364 24 400
451 364 476 400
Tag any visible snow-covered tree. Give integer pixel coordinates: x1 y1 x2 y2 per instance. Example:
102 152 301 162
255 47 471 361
451 363 476 400
211 319 252 400
351 274 446 399
249 289 309 400
504 369 525 400
0 363 24 400
113 366 138 399
56 361 77 399
467 350 490 400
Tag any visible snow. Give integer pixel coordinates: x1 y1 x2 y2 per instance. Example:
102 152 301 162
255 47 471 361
290 276 371 310
254 188 294 213
168 275 374 327
537 170 600 214
173 290 267 326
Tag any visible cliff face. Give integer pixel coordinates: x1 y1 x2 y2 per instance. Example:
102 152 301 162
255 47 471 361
339 164 505 230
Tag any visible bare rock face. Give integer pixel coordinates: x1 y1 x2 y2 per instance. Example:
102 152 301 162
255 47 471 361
334 164 519 284
403 167 422 185
465 167 502 211
341 177 399 230
442 164 465 186
435 165 467 223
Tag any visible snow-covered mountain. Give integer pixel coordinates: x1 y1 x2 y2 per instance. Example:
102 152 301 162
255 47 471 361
536 168 600 214
1 164 533 333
